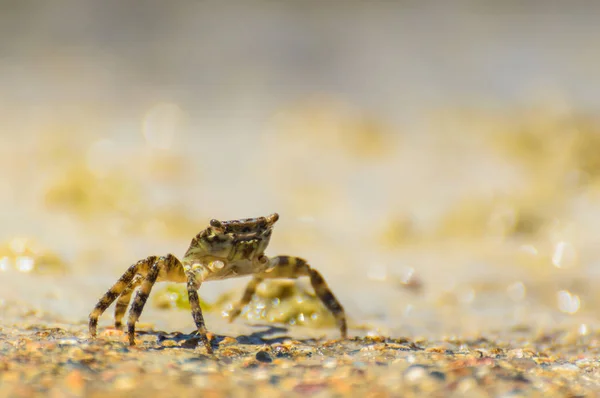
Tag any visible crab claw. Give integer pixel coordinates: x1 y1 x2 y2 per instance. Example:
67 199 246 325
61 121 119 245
266 213 279 225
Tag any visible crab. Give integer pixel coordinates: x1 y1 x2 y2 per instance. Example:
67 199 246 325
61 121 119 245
89 213 347 353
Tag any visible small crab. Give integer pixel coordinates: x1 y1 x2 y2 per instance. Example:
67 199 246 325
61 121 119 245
89 213 347 353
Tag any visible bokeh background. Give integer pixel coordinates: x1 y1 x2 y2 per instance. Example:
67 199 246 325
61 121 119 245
2 1 600 340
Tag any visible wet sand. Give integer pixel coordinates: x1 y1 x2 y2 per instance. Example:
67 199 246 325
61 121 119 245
2 315 599 397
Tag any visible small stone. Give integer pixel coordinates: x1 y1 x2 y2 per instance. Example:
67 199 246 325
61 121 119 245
425 347 447 354
429 370 446 381
507 348 524 359
101 329 124 337
403 364 428 382
160 339 178 347
386 343 413 351
220 347 245 357
219 337 237 346
179 337 199 349
57 338 79 346
272 345 292 358
255 350 273 363
511 358 537 371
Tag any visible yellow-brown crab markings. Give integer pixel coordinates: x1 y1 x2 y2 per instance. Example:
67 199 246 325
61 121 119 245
88 213 347 354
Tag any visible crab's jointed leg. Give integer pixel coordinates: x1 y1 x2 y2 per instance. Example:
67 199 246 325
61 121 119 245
228 276 264 323
233 255 348 338
114 275 143 329
126 263 160 345
184 269 213 354
89 256 158 337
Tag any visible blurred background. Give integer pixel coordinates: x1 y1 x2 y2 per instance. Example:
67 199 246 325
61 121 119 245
2 1 600 340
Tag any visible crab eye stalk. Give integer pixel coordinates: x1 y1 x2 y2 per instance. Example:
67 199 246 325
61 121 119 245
210 219 224 230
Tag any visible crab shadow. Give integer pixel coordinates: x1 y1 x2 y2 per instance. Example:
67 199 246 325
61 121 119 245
140 323 318 351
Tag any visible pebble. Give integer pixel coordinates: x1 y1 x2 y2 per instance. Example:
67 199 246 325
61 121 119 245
219 336 237 346
403 364 428 382
255 350 273 363
511 358 537 371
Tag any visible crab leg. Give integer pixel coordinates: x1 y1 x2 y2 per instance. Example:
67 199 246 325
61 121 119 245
113 275 142 329
256 255 348 338
308 266 348 338
228 276 264 323
89 256 157 337
126 254 184 345
185 270 213 354
127 261 161 345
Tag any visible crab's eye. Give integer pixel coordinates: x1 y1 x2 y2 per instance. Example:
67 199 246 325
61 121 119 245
210 219 223 229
